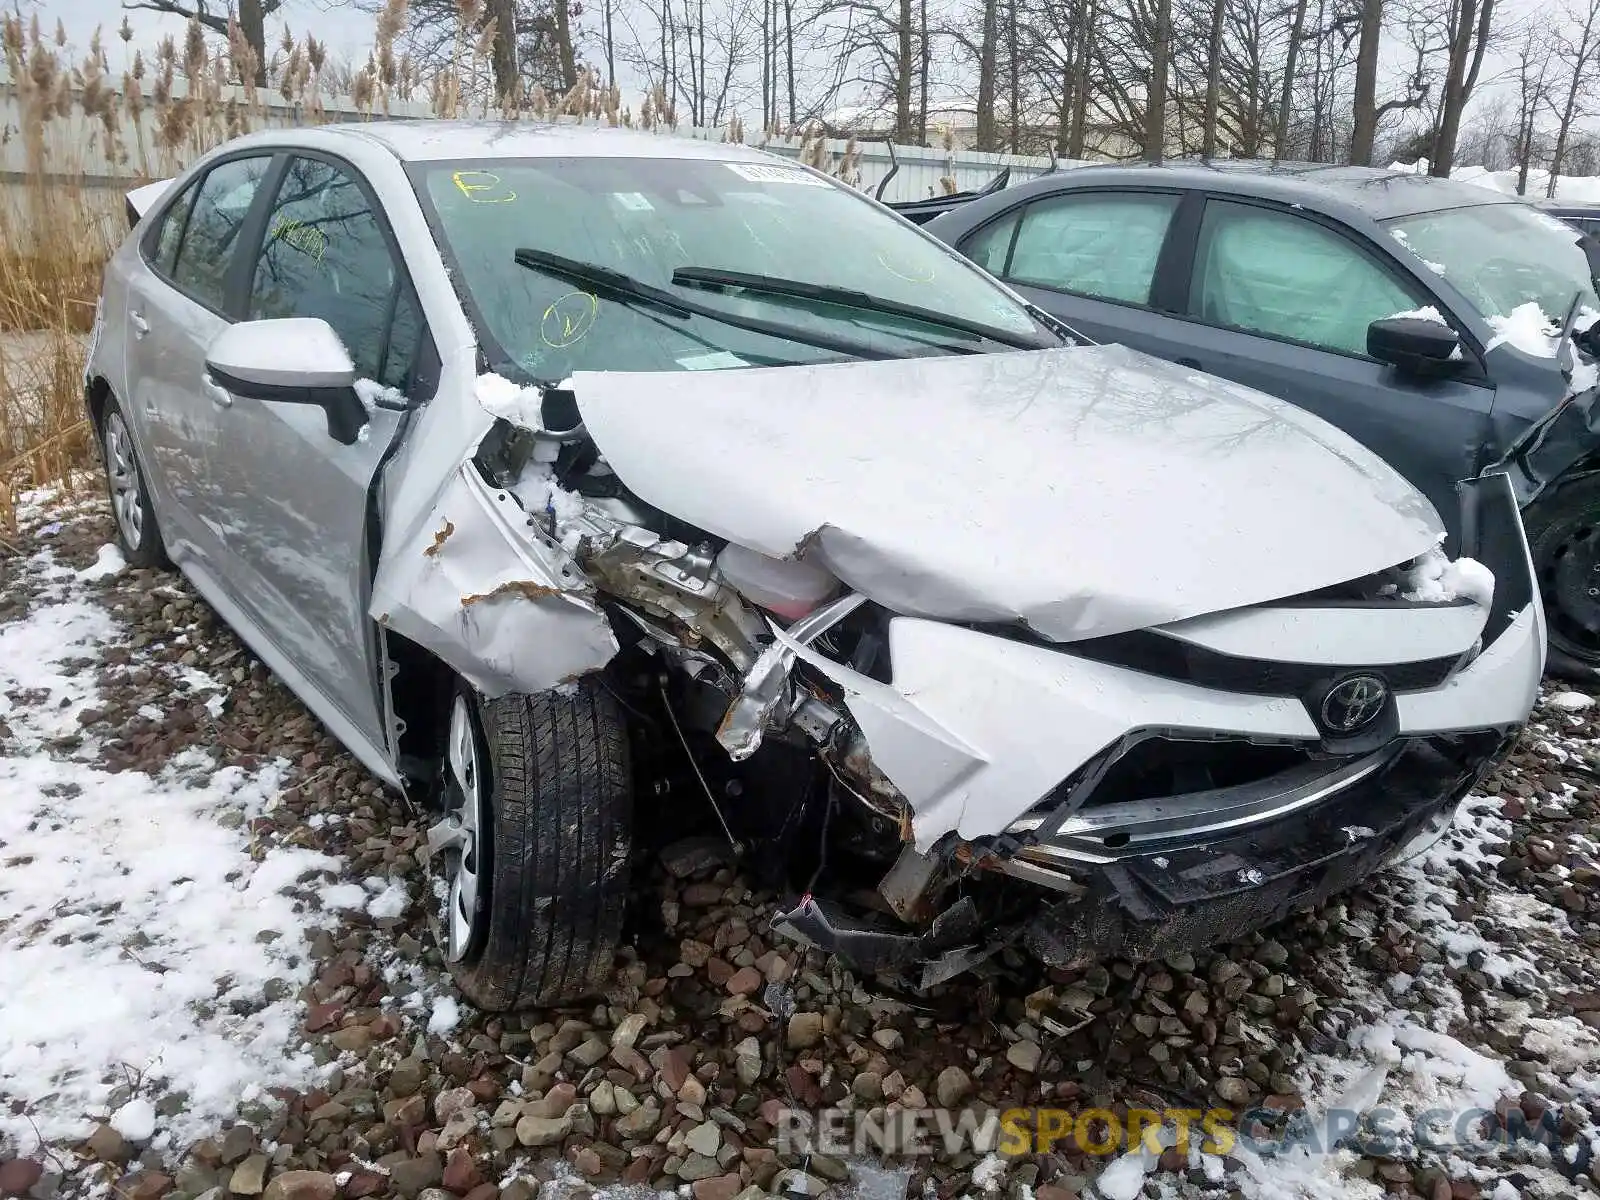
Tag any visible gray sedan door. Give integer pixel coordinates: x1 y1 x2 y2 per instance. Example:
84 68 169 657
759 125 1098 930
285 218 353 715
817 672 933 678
1171 197 1496 534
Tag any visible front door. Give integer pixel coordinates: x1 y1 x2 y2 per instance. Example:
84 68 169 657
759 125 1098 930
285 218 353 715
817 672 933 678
1174 197 1496 536
198 153 427 758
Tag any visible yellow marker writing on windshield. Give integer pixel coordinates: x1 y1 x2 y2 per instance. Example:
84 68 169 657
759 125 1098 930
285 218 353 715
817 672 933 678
452 171 517 203
541 291 598 347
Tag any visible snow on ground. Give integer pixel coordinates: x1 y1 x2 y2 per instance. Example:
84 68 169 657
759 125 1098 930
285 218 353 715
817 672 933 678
4 487 1600 1200
0 538 341 1151
1388 159 1600 202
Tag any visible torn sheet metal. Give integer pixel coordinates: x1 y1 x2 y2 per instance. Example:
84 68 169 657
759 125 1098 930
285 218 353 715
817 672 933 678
771 616 1317 850
1494 383 1600 507
716 592 868 760
570 345 1444 646
370 461 619 697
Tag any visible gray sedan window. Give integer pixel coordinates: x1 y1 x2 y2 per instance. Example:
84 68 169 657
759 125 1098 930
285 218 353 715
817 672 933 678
1003 192 1179 304
1193 201 1419 356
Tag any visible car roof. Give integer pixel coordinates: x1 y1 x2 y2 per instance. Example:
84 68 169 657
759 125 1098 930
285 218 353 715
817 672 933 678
1026 160 1516 220
281 119 781 165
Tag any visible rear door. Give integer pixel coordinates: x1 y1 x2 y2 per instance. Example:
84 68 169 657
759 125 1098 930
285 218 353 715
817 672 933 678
200 152 428 754
123 153 276 569
1169 196 1496 534
956 187 1209 362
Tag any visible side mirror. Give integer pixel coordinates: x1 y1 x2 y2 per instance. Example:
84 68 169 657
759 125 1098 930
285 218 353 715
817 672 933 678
205 318 368 445
1367 316 1463 377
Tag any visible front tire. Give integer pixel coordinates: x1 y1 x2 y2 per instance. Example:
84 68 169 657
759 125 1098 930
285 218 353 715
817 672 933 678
1526 475 1600 680
433 678 633 1011
100 400 169 569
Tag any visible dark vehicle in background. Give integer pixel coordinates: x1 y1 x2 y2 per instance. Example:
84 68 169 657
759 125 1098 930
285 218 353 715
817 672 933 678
918 162 1600 677
1537 198 1600 237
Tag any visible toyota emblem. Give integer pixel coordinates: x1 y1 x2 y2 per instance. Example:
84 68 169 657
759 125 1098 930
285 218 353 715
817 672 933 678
1320 674 1389 735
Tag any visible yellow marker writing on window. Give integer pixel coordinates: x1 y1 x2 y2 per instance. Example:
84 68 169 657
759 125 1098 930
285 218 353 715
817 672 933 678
452 171 517 203
541 291 598 348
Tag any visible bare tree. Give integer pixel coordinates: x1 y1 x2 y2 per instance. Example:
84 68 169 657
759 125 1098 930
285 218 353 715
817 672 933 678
1546 0 1600 194
1144 0 1173 159
123 0 282 84
1428 0 1497 175
1503 29 1554 191
1199 0 1224 156
1273 0 1309 155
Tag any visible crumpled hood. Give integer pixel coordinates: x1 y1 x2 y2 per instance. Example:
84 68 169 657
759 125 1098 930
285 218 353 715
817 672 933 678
570 344 1444 642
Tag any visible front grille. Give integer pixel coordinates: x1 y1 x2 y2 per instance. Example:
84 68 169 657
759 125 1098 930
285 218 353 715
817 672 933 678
1060 628 1459 694
1003 742 1397 868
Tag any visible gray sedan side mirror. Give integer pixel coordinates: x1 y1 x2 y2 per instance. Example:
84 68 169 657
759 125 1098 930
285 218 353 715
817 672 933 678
1367 316 1462 378
205 318 369 445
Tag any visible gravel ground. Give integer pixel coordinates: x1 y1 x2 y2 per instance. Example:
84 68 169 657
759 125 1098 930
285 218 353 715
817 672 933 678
2 489 1599 1200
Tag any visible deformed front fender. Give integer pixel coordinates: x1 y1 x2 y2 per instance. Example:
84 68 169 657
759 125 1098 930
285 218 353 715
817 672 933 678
369 460 619 697
1493 384 1600 508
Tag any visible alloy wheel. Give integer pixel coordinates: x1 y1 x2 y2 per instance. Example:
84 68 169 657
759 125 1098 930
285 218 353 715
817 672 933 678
104 412 144 552
428 694 487 963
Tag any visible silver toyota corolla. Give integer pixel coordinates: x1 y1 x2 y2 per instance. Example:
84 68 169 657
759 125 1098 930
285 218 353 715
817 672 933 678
88 121 1544 1011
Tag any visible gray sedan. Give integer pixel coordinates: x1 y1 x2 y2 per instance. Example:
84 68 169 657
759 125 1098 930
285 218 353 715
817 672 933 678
923 162 1600 676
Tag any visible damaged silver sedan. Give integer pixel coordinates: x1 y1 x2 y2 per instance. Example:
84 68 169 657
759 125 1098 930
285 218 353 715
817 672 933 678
89 122 1544 1009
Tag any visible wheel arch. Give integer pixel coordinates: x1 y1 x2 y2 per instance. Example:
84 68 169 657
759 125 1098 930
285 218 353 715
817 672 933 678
84 374 113 439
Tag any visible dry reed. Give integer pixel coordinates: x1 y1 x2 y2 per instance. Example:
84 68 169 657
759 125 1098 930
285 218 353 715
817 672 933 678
0 8 856 533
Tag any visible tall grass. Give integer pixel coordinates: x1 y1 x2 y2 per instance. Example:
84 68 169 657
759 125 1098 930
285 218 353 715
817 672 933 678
0 2 866 533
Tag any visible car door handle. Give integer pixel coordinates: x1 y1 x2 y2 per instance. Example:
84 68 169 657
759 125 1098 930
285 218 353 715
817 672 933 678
201 373 233 409
130 311 150 339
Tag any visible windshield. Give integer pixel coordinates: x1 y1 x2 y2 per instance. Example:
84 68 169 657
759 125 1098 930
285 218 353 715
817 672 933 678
411 156 1054 379
1384 203 1599 326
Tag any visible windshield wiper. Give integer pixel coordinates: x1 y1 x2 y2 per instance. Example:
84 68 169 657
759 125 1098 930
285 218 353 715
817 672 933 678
670 266 1051 350
512 248 904 361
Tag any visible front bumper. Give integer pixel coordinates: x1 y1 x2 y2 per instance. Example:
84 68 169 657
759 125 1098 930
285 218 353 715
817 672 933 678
775 474 1542 976
1020 730 1506 969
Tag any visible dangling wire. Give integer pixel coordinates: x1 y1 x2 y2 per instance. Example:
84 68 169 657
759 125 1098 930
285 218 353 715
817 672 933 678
658 677 743 856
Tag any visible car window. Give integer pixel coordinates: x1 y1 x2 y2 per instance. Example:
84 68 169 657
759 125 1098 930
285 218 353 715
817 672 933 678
248 156 411 386
149 181 199 276
1002 192 1179 304
1385 203 1598 326
171 156 273 311
962 210 1020 275
1193 201 1419 356
411 156 1053 380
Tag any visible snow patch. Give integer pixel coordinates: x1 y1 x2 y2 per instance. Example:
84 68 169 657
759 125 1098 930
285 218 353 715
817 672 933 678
77 543 127 582
1547 690 1595 712
428 995 463 1035
1396 546 1496 606
366 877 409 920
1486 302 1559 357
353 377 406 412
476 372 545 430
0 558 341 1148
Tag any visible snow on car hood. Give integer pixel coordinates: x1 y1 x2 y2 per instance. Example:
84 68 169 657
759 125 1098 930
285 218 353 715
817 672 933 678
570 345 1444 642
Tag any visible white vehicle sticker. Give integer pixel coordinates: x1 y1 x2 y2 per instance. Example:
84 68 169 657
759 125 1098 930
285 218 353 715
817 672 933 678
612 191 654 211
676 351 750 370
724 162 828 187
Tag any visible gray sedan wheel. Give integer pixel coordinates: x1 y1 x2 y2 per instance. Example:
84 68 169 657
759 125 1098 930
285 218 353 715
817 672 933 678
101 401 169 569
